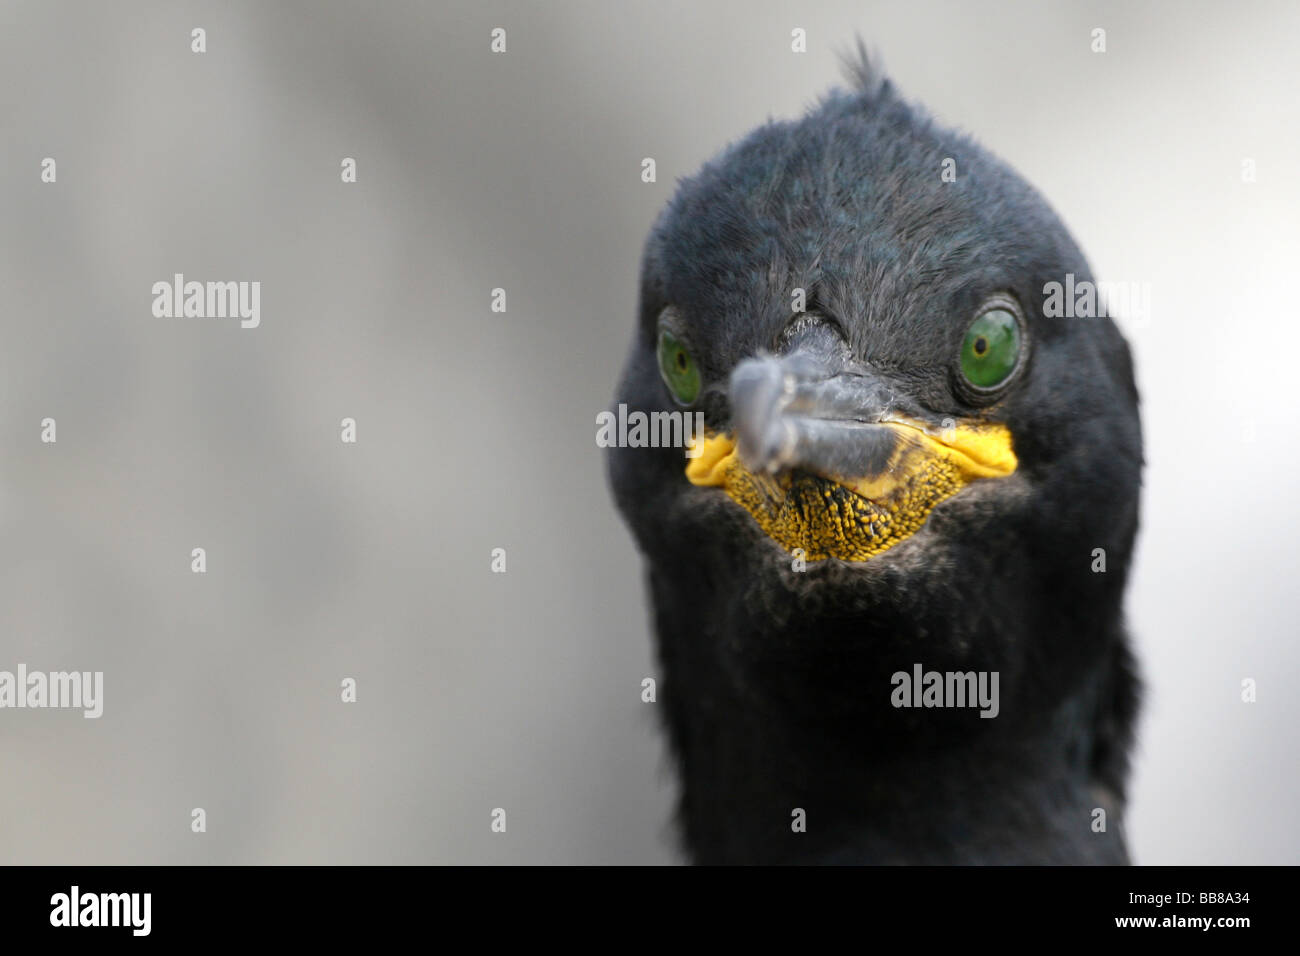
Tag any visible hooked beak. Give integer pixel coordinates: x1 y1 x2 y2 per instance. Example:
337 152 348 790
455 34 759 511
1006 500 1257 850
686 319 1017 561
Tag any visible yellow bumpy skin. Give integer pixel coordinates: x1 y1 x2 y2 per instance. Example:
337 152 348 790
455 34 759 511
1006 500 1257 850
686 421 1017 561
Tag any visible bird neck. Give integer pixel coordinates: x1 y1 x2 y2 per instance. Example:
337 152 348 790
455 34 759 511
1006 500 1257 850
651 564 1133 864
672 677 1127 864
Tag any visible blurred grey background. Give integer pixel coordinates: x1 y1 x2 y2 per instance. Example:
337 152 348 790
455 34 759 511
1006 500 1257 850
1 0 1296 864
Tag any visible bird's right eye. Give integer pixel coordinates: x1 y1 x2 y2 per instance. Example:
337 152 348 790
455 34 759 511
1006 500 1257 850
657 328 701 405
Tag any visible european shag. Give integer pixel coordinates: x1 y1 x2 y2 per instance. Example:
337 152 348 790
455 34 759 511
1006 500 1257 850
608 51 1143 864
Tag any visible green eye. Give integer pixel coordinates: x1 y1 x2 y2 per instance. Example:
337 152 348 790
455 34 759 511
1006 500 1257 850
657 328 701 404
960 308 1022 390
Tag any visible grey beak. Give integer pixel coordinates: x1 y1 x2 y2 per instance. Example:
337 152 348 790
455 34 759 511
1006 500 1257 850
729 321 910 481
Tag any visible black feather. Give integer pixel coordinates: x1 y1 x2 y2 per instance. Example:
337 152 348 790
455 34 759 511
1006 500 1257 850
609 49 1143 865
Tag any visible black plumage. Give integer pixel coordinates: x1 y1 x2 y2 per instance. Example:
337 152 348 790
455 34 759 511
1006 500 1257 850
608 51 1143 864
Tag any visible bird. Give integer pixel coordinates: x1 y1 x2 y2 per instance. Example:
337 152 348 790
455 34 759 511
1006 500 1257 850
607 47 1143 865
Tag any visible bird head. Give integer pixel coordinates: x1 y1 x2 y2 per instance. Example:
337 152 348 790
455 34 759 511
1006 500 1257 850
608 53 1142 862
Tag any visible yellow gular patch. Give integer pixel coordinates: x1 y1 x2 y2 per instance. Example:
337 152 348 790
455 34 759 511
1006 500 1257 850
685 420 1017 561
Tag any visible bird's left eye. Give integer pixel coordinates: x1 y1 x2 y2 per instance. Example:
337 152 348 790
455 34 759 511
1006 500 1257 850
960 308 1022 390
658 328 701 405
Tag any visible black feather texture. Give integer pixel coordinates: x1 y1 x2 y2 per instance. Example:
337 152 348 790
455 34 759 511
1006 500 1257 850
609 48 1143 865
